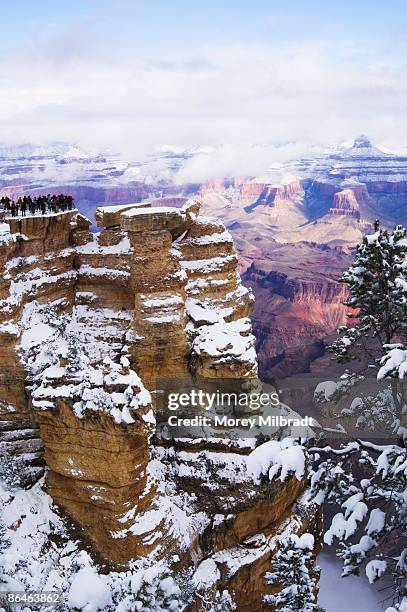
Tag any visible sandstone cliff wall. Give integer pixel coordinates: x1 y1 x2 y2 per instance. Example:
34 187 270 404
0 203 320 609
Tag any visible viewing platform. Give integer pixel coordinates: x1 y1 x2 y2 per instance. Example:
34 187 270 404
4 208 78 221
96 198 200 239
2 209 79 247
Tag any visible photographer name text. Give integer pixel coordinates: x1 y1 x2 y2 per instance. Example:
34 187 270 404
166 415 316 429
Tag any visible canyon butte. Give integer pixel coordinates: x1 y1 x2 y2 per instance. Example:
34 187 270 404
0 201 319 610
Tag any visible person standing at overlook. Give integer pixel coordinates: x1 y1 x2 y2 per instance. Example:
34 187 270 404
16 197 22 217
1 196 11 212
28 196 35 215
50 195 57 214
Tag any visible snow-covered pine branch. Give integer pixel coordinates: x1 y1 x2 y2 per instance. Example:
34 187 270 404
309 440 407 607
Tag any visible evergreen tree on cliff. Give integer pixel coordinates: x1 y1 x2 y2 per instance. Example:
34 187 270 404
332 220 407 351
329 220 407 436
264 533 324 611
310 221 407 610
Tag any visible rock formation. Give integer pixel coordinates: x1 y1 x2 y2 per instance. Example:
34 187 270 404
243 262 349 380
198 137 407 377
0 202 319 609
240 181 267 201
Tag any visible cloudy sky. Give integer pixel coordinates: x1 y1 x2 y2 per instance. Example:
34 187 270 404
2 0 407 177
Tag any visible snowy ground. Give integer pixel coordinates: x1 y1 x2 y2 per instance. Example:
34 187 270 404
0 476 189 611
0 474 395 611
318 549 387 611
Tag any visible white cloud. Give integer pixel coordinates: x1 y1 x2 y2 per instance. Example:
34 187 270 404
0 26 407 181
173 142 319 184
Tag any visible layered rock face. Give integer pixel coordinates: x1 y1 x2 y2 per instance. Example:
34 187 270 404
0 212 77 488
240 181 267 201
255 180 304 208
0 202 318 608
199 137 407 378
328 187 366 219
243 263 349 379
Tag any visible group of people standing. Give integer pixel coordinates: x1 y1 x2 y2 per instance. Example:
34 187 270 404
0 194 75 217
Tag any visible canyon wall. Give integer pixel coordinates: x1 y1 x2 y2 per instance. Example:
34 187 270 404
243 263 349 379
0 203 319 609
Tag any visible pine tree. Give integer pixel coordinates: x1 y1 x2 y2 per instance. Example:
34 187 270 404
310 222 407 608
330 221 407 360
264 533 324 611
65 331 89 374
134 572 183 611
329 220 407 436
